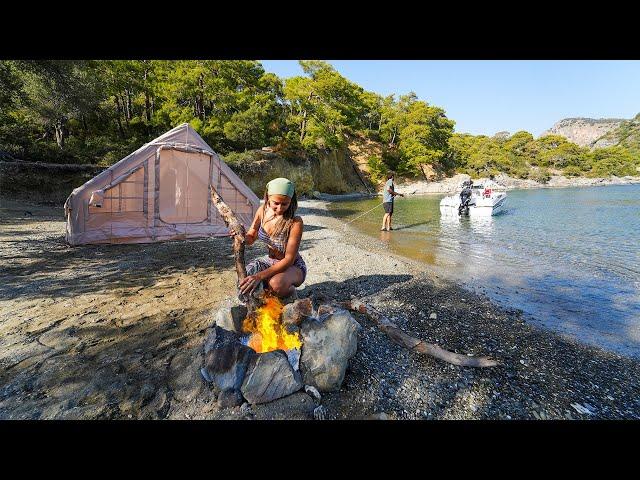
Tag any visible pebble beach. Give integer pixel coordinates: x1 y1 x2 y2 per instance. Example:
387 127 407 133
1 197 639 419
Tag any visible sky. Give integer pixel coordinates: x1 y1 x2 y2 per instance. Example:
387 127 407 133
260 60 640 138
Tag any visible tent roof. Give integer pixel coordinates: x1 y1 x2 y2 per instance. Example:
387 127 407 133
69 123 248 199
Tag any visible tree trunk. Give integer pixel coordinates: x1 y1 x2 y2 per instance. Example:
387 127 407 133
126 89 132 121
352 162 371 193
198 73 205 120
54 119 65 149
300 110 307 143
145 92 151 122
143 65 152 123
114 96 125 139
123 93 130 127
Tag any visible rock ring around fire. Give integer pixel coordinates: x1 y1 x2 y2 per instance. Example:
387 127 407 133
201 297 361 407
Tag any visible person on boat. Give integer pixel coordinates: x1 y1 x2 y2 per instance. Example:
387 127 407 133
238 177 306 300
381 171 404 231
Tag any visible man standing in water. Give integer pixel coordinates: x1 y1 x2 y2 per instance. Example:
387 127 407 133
381 171 404 231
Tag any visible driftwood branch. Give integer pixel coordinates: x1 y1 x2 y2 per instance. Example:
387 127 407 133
339 299 499 368
210 187 247 282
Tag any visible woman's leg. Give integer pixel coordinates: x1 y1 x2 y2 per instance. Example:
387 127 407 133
267 266 304 297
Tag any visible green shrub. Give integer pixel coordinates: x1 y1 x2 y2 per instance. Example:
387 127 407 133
222 151 264 175
530 167 551 183
367 155 388 183
563 165 584 177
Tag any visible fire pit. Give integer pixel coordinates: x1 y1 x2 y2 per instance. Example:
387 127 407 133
240 294 302 371
201 293 361 408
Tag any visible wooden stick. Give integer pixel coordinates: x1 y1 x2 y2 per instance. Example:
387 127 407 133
339 299 499 368
210 187 247 282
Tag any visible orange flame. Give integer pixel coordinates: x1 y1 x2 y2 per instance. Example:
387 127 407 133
242 293 302 353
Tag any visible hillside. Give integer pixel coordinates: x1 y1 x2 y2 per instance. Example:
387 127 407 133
541 117 626 148
593 113 640 154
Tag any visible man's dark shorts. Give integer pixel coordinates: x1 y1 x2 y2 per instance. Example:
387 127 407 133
383 201 394 214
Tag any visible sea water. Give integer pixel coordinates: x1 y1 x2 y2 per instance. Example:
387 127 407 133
329 184 640 358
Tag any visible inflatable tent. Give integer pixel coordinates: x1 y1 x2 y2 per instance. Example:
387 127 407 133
64 123 260 245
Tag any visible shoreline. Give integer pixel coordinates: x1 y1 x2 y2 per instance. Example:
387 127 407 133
395 173 640 196
1 197 639 419
304 174 640 201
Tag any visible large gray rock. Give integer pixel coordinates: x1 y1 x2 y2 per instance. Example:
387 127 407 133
214 303 248 334
241 350 303 404
217 388 244 408
202 327 255 392
299 309 361 392
282 298 313 333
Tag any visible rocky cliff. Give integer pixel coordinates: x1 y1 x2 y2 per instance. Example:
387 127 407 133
541 117 627 148
230 135 377 197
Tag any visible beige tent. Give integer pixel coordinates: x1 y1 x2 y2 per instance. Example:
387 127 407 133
64 123 260 245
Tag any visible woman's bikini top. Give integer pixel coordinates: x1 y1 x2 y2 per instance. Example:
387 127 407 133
257 210 289 255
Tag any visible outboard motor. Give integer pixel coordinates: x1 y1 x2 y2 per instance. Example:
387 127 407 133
458 180 473 215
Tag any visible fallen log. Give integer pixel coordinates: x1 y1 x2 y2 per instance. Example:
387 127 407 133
339 299 499 368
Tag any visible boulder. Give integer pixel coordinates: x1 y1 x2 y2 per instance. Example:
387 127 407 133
241 350 303 404
214 303 248 334
202 327 255 392
282 298 313 333
299 309 361 392
217 388 244 408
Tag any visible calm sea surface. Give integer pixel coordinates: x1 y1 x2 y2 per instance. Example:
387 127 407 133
328 184 640 358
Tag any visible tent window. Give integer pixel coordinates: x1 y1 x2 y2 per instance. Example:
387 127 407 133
89 167 145 214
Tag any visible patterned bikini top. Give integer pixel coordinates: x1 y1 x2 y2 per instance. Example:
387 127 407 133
257 210 290 255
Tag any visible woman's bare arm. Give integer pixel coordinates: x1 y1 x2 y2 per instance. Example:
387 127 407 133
244 207 263 246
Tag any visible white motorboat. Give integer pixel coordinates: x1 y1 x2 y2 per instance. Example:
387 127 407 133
440 180 507 216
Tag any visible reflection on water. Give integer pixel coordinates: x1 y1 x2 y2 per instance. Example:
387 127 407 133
329 185 640 358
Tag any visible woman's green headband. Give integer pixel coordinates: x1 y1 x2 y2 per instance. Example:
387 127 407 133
267 177 295 197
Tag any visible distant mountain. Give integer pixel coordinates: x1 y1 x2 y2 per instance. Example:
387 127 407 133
541 117 627 148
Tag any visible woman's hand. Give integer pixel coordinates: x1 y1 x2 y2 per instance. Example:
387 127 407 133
227 223 246 238
238 273 263 295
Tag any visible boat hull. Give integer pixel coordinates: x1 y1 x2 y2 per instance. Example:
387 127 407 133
440 192 507 216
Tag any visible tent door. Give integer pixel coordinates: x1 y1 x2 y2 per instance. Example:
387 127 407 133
157 149 211 225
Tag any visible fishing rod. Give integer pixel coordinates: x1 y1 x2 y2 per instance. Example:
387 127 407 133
342 189 418 227
343 201 385 226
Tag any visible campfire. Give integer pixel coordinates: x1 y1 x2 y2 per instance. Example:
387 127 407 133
202 293 361 409
241 294 302 353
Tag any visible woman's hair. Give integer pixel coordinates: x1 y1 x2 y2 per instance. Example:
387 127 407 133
387 171 395 180
262 189 298 239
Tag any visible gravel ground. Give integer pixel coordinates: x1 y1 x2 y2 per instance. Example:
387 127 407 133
294 200 640 419
1 197 639 420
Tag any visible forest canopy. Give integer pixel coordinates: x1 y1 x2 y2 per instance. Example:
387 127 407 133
0 60 637 182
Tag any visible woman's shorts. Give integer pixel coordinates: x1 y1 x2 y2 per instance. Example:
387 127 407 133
383 201 394 214
246 254 307 284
